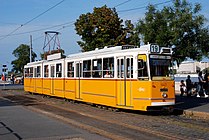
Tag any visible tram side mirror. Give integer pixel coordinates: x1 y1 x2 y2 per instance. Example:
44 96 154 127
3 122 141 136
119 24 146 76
171 75 175 80
169 69 175 80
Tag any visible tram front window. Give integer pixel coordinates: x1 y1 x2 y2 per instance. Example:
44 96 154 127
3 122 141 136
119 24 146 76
137 54 148 80
149 56 171 80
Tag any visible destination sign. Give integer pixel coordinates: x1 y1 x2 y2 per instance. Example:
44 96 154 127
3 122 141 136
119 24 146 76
150 55 171 59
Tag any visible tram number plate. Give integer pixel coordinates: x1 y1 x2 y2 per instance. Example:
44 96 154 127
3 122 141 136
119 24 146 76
150 45 160 53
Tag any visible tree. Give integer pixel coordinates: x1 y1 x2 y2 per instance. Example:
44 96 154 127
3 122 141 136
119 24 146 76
11 44 37 73
136 0 209 65
75 5 139 52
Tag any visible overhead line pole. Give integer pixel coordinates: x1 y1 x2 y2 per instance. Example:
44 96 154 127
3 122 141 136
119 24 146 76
30 35 32 62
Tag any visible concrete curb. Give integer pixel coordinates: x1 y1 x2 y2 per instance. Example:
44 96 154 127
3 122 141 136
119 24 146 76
184 110 209 120
177 109 209 120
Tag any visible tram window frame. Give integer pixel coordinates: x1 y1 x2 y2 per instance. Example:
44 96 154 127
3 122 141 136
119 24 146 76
103 57 114 78
29 67 33 77
44 65 49 77
76 63 82 77
24 68 29 77
92 59 102 78
126 58 133 78
138 55 148 80
36 66 41 77
51 65 55 77
67 62 74 77
117 59 124 78
83 60 91 78
149 55 172 80
34 67 37 77
56 63 62 77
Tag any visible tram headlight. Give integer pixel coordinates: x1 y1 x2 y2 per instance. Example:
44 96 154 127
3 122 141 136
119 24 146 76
162 93 168 98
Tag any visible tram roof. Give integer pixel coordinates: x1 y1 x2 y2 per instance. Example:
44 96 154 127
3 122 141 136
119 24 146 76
24 44 172 67
66 44 153 59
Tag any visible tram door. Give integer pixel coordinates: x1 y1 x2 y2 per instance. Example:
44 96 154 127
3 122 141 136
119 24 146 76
34 67 37 92
75 61 82 99
117 56 133 107
50 65 55 95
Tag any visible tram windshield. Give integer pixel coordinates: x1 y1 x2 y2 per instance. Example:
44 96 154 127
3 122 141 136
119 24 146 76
149 55 172 80
138 54 148 80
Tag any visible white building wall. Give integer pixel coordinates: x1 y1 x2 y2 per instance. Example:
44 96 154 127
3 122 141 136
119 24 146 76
198 62 209 71
177 61 196 73
176 61 209 74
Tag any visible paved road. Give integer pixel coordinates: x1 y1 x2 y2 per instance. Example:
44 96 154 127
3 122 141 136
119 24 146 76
0 96 109 140
0 84 209 139
174 94 209 120
0 84 23 90
1 84 209 119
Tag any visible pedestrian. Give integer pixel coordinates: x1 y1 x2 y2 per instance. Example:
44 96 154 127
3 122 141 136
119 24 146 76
11 74 15 84
203 70 209 97
180 80 186 96
186 75 192 97
197 71 206 97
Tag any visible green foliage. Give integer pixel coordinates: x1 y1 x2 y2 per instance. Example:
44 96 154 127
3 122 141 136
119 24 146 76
11 44 37 73
136 0 209 65
75 5 140 51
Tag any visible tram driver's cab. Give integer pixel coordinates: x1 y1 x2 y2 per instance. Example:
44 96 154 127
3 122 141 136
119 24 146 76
138 44 172 81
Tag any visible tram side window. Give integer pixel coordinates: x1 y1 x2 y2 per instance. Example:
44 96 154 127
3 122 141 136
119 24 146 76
44 65 49 77
83 60 91 78
29 67 33 77
127 58 133 78
76 63 82 77
138 59 148 79
34 67 37 77
51 65 55 77
67 62 74 77
56 63 62 77
36 66 41 77
117 59 124 78
92 59 102 78
103 57 114 78
24 68 29 77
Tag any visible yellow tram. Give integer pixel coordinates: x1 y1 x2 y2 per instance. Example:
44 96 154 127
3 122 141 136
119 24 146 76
24 44 175 111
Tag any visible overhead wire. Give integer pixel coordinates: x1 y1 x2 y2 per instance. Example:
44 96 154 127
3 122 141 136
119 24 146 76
0 0 171 40
0 0 66 41
31 22 74 44
0 21 74 37
113 0 132 8
23 21 74 47
28 22 74 54
0 0 172 48
117 0 172 13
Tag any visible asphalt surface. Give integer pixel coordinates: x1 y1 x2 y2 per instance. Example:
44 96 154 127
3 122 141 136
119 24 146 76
0 84 209 139
0 94 109 140
175 93 209 119
0 83 209 117
0 84 23 90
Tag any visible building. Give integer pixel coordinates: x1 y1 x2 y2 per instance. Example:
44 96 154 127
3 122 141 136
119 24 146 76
176 61 209 74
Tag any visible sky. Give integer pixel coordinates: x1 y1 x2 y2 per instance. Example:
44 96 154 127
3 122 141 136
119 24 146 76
0 0 209 70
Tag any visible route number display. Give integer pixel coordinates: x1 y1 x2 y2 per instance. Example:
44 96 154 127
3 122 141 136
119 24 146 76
150 45 160 53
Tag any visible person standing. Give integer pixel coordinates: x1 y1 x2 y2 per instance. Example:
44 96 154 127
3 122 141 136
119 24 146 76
197 71 206 97
11 74 15 84
186 75 192 97
180 80 186 96
203 70 209 97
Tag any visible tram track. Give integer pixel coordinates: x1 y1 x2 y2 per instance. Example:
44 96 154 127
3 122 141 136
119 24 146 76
27 103 184 140
1 91 209 140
